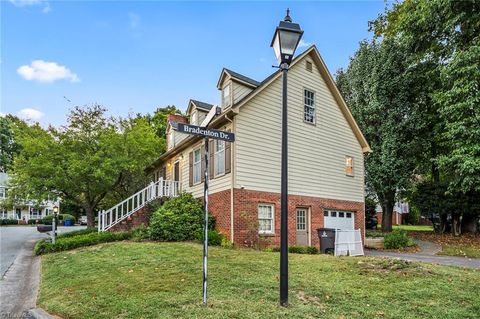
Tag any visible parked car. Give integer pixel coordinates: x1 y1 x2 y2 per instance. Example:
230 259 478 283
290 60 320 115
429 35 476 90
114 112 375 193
365 216 378 229
79 215 88 225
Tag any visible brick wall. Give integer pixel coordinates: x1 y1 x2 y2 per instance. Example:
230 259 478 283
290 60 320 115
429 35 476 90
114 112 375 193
376 211 405 226
109 206 153 232
232 188 364 248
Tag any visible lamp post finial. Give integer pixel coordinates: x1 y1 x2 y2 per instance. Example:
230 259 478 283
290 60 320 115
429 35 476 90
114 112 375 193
284 8 292 22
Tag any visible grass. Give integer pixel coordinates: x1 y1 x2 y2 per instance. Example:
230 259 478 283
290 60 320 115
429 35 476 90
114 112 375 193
393 225 434 232
39 242 480 319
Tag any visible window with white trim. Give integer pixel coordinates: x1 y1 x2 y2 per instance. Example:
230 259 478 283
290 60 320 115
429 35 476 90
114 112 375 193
193 149 201 184
258 204 274 234
214 140 225 176
222 83 231 107
296 209 307 231
345 156 354 176
304 89 315 124
191 110 197 125
0 187 5 199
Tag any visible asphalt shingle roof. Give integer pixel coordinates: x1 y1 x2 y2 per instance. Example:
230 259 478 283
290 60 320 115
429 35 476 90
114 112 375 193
224 68 260 87
190 100 214 111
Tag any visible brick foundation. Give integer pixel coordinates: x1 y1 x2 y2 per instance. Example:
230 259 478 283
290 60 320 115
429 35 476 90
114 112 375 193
109 206 153 232
231 188 364 248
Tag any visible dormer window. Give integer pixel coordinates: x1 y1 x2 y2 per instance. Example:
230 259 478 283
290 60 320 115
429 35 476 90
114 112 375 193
191 110 197 125
222 83 231 107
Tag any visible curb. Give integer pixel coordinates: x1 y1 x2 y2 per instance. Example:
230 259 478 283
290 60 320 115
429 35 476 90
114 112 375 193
28 308 55 319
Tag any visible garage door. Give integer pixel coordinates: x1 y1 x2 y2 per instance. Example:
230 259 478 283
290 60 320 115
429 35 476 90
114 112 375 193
324 210 354 230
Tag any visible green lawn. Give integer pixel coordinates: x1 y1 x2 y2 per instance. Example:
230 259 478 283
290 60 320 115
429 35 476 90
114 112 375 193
39 242 480 319
392 225 433 232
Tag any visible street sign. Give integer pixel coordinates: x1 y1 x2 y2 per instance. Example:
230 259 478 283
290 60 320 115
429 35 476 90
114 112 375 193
175 120 235 306
176 123 235 142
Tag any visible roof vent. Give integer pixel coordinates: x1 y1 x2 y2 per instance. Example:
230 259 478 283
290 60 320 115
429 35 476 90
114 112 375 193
306 61 313 72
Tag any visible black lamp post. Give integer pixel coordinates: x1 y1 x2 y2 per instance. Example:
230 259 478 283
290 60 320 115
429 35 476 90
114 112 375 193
52 205 59 244
270 9 303 306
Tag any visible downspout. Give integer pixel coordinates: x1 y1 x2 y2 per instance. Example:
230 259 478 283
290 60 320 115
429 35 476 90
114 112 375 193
225 113 235 243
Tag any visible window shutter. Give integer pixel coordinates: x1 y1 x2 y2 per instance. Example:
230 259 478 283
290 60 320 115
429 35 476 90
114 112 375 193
225 131 231 174
209 139 215 179
188 152 193 187
201 145 205 182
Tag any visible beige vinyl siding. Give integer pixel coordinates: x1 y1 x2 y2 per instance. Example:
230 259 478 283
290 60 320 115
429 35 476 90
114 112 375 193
234 56 364 202
165 123 232 198
232 81 253 104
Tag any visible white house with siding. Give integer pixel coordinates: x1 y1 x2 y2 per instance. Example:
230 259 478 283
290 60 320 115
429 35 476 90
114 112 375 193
0 172 59 222
138 45 371 247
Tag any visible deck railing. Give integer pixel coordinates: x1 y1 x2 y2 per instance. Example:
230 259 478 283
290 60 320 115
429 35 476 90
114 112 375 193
98 178 181 232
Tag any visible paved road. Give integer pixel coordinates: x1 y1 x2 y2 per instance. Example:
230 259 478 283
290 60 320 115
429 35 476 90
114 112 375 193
1 226 85 318
1 225 85 277
365 249 480 269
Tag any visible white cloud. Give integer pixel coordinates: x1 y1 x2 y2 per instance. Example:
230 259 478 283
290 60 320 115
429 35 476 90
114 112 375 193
9 0 51 13
9 0 42 6
0 112 6 118
128 12 140 29
42 2 51 13
18 108 45 121
298 39 312 48
17 60 79 83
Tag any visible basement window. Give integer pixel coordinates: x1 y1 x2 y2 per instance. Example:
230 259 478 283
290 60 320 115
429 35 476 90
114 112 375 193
258 204 274 234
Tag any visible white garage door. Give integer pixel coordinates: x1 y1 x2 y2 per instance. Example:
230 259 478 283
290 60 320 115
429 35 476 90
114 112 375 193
324 210 354 230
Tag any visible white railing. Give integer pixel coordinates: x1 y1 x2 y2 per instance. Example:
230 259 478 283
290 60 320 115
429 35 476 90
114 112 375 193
98 178 181 232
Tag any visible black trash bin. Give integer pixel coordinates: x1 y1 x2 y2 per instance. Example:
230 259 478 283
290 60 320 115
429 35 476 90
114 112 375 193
317 228 336 254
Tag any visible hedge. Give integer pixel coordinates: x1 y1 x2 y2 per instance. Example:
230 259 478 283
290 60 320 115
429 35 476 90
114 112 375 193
34 231 131 255
0 219 18 226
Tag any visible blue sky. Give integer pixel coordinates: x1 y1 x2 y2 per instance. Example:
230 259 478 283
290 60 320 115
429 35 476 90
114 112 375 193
1 1 386 126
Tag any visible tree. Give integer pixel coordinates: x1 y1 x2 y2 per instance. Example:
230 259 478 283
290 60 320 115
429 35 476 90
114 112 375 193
370 0 480 234
0 115 23 173
10 105 163 228
336 40 425 232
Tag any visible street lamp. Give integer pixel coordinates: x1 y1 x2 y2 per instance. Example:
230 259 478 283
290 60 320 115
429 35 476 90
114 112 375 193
270 9 303 307
52 205 58 244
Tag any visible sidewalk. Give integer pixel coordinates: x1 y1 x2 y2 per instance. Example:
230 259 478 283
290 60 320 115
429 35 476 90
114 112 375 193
0 239 40 318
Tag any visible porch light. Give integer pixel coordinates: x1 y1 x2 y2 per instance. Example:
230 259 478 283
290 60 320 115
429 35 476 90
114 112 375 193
270 9 304 66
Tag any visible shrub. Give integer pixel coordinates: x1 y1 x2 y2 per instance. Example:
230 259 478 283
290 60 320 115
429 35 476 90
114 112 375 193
384 230 415 249
34 231 131 255
220 237 235 249
197 230 224 246
131 224 150 242
0 219 18 226
28 219 38 225
149 193 214 241
42 215 54 224
288 246 318 254
57 228 97 239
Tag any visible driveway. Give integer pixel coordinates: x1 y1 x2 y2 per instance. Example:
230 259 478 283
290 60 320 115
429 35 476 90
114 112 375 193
0 225 85 318
365 240 480 269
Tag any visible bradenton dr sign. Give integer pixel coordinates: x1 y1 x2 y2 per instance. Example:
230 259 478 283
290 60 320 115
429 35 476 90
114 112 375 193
177 123 235 142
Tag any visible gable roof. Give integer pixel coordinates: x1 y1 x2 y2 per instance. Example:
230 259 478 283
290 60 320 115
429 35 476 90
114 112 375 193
186 99 214 115
217 68 260 89
232 45 371 153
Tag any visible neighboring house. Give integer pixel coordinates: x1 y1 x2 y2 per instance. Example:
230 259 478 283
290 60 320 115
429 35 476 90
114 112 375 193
375 201 410 226
0 172 59 222
141 45 371 247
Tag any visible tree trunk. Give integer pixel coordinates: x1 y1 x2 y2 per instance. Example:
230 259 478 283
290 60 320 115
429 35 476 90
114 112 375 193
85 205 96 229
382 204 394 232
451 213 462 236
462 215 479 234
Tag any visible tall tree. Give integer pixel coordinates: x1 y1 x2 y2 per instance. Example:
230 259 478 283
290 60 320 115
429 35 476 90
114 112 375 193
371 0 480 234
337 40 425 232
0 115 23 173
10 105 163 227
